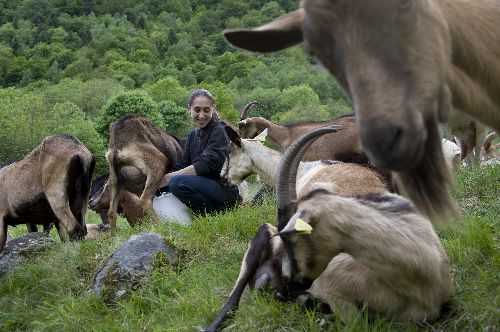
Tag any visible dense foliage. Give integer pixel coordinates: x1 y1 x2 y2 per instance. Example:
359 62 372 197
0 0 351 174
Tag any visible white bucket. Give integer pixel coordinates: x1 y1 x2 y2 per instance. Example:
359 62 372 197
152 193 193 225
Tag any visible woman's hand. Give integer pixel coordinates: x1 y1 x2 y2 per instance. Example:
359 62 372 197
159 165 197 188
159 173 173 187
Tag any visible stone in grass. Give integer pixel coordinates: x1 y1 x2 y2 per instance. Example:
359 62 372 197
92 232 178 303
0 232 56 277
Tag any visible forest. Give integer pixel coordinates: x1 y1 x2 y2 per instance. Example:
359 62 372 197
0 0 350 174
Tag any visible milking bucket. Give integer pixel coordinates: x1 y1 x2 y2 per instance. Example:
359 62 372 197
153 193 193 225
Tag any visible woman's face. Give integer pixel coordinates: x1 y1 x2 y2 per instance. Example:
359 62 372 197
190 96 214 129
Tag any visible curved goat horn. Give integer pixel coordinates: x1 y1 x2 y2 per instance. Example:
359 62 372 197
483 132 498 148
240 101 265 120
276 125 342 230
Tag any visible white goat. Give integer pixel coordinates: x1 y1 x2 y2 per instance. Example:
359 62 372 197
221 126 391 199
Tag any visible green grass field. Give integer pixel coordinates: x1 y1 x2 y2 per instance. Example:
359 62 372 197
1 165 498 331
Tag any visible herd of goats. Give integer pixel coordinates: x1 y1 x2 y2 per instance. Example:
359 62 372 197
1 0 500 330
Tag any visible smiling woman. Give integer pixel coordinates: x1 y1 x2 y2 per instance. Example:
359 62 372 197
157 89 241 216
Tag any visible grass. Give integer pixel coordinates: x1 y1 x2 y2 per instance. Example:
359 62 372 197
1 165 499 331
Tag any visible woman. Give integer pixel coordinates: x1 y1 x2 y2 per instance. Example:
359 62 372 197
157 89 241 215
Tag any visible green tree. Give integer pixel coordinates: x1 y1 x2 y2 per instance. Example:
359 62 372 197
96 90 162 137
145 76 188 106
271 85 329 124
158 100 191 138
47 101 107 173
200 81 238 123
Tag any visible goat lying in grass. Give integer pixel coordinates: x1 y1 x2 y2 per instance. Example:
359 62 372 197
221 125 391 198
206 127 453 331
0 135 95 253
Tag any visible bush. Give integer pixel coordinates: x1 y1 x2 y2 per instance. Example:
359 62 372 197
96 90 163 138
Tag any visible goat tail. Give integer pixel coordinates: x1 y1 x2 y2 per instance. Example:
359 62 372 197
108 150 126 188
394 122 459 225
66 154 88 238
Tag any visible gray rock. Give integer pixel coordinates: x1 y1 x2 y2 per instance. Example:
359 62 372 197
92 232 177 303
0 232 55 277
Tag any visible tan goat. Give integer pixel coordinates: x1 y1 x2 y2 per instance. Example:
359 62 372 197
206 127 452 331
0 135 95 252
106 114 183 233
222 0 500 222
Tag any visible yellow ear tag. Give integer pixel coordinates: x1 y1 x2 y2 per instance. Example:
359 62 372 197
294 218 313 234
255 128 268 143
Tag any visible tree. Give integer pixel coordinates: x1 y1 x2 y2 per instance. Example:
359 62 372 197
200 81 238 123
271 85 329 124
96 90 162 137
48 101 108 173
144 76 188 106
158 100 191 138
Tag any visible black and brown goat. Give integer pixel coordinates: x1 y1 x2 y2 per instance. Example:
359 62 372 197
88 173 145 226
222 0 500 222
0 135 95 252
239 102 366 163
105 114 183 233
206 127 453 331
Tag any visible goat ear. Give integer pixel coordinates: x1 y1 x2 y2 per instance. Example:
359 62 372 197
223 9 304 53
225 125 242 148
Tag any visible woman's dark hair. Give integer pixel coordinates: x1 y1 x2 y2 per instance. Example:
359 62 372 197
188 89 215 108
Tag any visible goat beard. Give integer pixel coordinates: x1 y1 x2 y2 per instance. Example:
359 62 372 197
393 117 458 224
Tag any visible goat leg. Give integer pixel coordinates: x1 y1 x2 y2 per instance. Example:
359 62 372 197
205 224 276 332
106 168 122 234
45 188 81 241
0 215 7 253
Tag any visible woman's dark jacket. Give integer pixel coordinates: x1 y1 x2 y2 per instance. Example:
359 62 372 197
172 118 230 182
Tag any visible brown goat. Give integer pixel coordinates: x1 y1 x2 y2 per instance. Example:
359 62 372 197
105 114 183 233
222 0 500 222
239 111 367 162
88 173 145 226
0 135 95 252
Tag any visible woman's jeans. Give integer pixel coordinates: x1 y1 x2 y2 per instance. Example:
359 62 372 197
159 175 241 216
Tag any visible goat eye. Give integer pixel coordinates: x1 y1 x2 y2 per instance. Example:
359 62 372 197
398 0 412 12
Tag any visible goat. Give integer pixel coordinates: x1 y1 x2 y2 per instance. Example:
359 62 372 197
88 173 145 226
275 127 453 322
446 113 488 167
222 0 500 222
105 114 183 233
441 138 461 171
206 127 453 331
0 135 95 253
221 125 391 199
481 132 499 162
239 109 368 163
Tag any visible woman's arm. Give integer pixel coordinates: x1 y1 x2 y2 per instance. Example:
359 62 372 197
159 165 196 187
